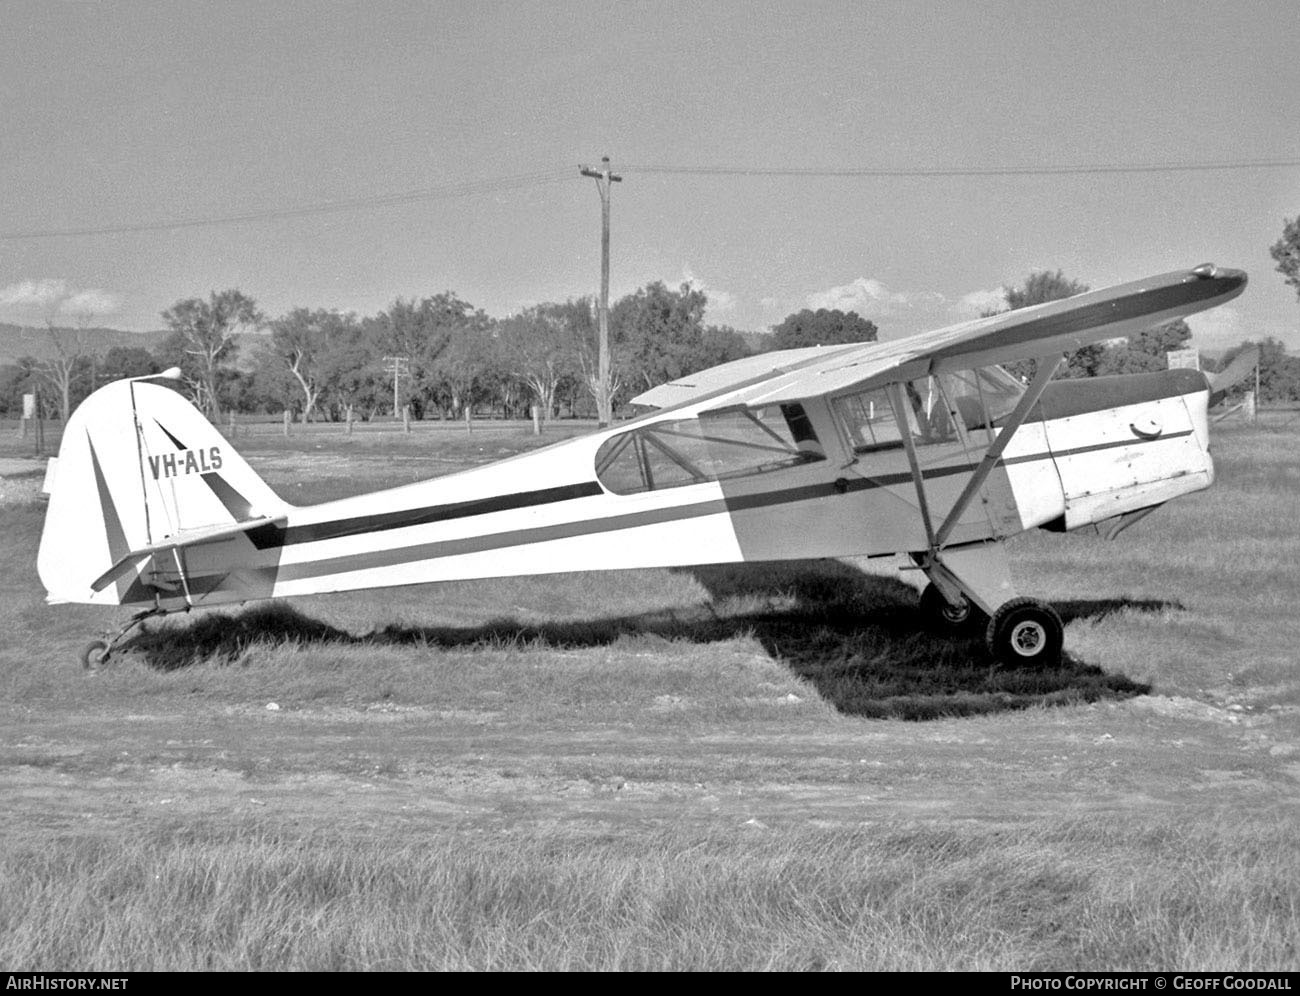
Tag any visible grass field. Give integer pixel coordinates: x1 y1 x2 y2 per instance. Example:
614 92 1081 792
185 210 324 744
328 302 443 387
0 415 1297 970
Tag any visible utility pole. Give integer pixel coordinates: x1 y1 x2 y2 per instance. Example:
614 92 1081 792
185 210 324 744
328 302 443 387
579 155 622 427
383 355 410 419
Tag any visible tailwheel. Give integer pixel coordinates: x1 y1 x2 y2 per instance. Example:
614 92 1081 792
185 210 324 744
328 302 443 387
985 598 1064 667
76 608 165 672
79 640 110 671
918 582 984 632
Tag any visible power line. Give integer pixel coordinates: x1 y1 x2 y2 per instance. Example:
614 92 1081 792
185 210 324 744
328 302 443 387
0 168 571 241
3 155 1296 242
622 157 1300 178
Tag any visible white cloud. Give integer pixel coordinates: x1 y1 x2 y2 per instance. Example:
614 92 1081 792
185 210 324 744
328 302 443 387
0 278 122 320
0 278 70 310
61 289 122 317
805 277 943 317
1185 306 1246 353
680 266 736 319
952 287 1009 319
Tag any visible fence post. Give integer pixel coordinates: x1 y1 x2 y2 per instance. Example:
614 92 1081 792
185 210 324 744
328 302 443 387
283 410 291 437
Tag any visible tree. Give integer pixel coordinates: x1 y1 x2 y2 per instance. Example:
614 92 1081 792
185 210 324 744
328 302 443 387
1269 216 1300 301
267 308 362 421
36 321 92 421
610 281 709 393
1002 270 1089 311
769 309 878 350
370 292 487 418
1095 320 1192 375
323 339 383 421
497 302 584 423
439 322 494 418
0 358 39 418
1251 337 1300 403
99 346 159 383
160 290 262 419
697 324 752 369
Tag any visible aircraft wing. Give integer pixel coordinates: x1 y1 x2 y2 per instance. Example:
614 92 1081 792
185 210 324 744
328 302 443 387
630 344 864 409
635 265 1247 412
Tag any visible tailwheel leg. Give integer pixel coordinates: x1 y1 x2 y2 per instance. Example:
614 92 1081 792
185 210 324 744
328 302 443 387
80 608 166 671
985 598 1064 668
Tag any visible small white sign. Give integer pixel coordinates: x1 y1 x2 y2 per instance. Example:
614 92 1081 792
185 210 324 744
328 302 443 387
22 393 35 419
1166 348 1200 371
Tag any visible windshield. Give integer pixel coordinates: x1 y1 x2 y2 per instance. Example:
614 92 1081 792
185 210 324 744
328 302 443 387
595 403 824 495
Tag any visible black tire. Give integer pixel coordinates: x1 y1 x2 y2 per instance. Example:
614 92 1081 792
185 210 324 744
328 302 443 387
985 598 1064 667
80 640 110 671
918 582 983 631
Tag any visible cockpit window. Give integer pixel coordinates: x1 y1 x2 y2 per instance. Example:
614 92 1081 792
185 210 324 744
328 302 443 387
833 365 1026 452
595 403 824 495
833 388 904 451
938 365 1027 432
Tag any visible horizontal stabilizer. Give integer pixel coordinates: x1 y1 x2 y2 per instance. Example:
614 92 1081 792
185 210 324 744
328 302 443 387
1207 345 1259 405
89 515 285 593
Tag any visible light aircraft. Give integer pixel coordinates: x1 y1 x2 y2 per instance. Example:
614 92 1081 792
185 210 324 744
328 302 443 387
38 263 1246 670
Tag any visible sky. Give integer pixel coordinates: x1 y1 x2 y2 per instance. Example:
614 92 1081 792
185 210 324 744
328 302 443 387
1 0 1297 353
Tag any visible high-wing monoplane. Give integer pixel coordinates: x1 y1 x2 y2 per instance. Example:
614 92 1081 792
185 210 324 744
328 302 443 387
38 264 1247 669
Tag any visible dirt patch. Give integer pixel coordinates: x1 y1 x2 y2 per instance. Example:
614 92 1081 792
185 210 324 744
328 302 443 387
3 695 1298 840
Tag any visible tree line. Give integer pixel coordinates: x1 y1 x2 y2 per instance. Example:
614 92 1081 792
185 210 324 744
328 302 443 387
0 281 882 424
3 252 1299 424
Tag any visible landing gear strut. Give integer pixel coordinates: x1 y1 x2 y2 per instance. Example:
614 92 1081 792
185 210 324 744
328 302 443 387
79 608 164 671
916 544 1064 667
918 582 984 631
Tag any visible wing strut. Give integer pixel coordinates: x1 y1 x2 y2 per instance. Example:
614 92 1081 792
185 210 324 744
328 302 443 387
887 381 937 548
932 355 1062 549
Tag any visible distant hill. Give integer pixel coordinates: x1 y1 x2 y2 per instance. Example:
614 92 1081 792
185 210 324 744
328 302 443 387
0 324 270 366
0 323 172 366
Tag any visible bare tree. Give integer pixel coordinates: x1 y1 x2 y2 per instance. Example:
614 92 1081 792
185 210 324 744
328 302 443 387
36 307 104 422
161 290 261 419
498 304 581 424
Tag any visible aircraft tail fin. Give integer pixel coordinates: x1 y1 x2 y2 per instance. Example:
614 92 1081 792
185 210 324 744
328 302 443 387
37 378 287 605
1206 344 1260 407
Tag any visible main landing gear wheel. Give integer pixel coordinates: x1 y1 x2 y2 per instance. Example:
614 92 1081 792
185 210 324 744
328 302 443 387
918 582 983 631
985 598 1064 667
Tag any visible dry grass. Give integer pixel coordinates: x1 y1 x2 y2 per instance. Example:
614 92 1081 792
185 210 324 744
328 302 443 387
1 817 1295 971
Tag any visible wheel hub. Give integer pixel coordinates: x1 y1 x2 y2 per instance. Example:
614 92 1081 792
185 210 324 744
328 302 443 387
1009 620 1046 656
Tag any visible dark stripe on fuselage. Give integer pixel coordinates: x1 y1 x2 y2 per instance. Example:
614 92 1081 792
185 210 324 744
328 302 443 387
246 481 605 549
1005 428 1192 466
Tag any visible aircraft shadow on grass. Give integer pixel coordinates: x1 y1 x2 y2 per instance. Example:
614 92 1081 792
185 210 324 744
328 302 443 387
129 560 1176 721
